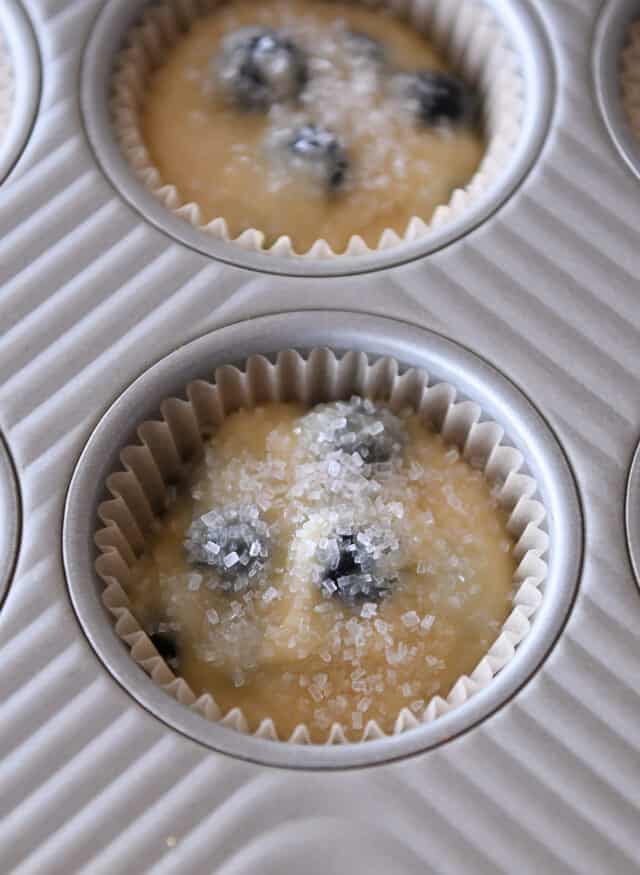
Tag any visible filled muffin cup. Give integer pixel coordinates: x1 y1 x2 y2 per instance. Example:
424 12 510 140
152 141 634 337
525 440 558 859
111 0 525 258
94 347 548 744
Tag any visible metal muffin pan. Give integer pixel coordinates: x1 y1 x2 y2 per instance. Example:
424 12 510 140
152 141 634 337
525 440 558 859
594 0 640 183
63 312 582 770
81 0 554 277
2 0 640 870
0 0 40 184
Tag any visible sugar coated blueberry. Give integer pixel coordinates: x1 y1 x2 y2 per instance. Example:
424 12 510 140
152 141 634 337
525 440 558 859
317 530 398 603
389 70 477 127
343 30 385 65
303 396 406 464
286 124 350 192
184 505 270 592
215 27 308 109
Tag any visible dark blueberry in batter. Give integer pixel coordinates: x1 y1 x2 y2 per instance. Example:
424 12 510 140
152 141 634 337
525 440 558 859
344 30 385 65
306 397 406 464
287 124 350 192
216 27 308 109
184 505 270 592
319 532 397 603
390 70 478 127
150 632 178 667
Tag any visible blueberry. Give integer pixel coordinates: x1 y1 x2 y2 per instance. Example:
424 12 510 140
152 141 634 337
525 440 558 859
184 505 270 592
304 397 406 464
318 532 397 603
343 30 385 65
216 27 308 109
389 70 477 127
286 124 350 192
149 632 179 668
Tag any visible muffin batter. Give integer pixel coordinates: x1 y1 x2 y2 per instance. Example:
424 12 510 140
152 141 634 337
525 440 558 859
126 400 516 742
140 0 485 252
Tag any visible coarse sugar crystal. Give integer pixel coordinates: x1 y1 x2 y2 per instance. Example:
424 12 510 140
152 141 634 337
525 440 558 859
420 614 435 632
262 586 280 604
187 572 202 591
401 610 420 629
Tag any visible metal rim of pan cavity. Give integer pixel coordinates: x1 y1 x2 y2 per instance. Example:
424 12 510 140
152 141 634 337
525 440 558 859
625 438 640 596
0 431 21 609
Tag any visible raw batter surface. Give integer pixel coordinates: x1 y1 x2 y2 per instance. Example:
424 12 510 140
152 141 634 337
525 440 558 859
127 400 516 741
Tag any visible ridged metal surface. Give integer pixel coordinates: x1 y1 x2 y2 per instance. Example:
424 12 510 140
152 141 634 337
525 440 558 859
0 0 639 871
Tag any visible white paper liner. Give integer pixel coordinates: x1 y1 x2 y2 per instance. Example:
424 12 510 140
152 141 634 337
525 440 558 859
621 20 640 145
111 0 524 258
0 26 14 146
94 348 549 744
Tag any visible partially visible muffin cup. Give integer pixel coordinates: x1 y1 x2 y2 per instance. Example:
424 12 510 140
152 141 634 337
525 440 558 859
621 18 640 153
0 1 40 184
0 28 13 145
94 346 549 744
0 432 20 608
594 0 640 182
110 0 526 259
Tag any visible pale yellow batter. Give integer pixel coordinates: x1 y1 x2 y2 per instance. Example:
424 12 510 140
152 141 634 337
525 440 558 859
127 402 515 741
140 0 485 252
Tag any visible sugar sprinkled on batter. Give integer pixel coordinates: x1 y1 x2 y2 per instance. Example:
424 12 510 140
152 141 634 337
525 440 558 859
127 399 515 741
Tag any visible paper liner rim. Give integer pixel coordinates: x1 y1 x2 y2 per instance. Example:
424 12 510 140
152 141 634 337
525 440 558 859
94 348 549 745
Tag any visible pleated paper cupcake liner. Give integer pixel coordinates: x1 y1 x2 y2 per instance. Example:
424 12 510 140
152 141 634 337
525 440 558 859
94 347 549 744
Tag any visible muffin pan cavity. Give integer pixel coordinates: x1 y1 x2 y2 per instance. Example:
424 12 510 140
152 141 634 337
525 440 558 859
82 0 553 276
594 0 640 182
0 1 40 184
63 313 582 769
0 432 21 608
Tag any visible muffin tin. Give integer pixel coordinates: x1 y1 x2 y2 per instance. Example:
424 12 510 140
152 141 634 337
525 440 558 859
2 0 640 871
